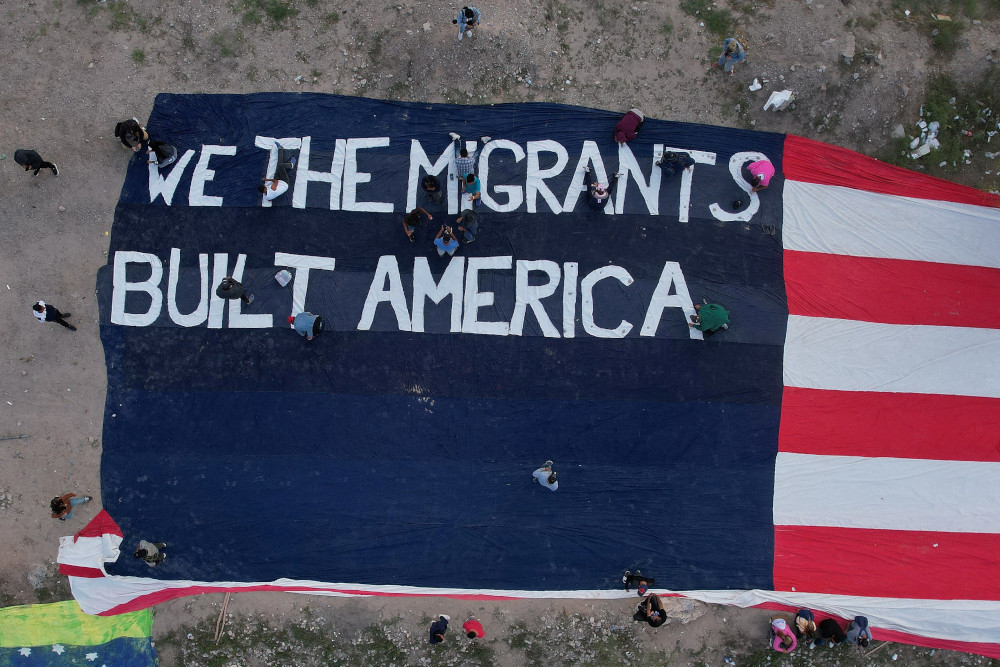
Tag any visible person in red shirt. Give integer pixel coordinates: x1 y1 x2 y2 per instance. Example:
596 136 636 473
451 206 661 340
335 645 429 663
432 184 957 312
463 616 485 639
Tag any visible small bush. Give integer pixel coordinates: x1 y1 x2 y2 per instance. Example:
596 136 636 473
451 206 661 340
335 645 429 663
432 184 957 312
131 48 145 64
928 18 965 54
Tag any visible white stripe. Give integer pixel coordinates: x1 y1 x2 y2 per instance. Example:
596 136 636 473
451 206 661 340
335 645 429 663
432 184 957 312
782 181 1000 269
63 573 1000 646
784 315 1000 398
774 452 1000 533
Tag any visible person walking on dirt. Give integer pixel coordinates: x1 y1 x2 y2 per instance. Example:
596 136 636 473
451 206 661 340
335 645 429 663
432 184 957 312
14 149 58 176
713 37 745 75
453 6 481 40
115 118 148 151
50 493 92 521
32 301 76 331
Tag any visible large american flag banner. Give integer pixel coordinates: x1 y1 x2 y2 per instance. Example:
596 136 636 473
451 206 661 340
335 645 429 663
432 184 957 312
55 95 1000 657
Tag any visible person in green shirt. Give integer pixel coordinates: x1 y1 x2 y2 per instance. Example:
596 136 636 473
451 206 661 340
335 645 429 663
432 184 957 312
689 302 730 333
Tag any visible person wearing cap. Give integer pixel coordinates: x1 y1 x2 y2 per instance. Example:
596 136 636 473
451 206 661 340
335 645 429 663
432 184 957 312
463 616 485 639
288 312 322 341
581 166 621 211
770 616 798 652
429 614 450 644
532 460 558 491
747 159 775 192
614 108 644 144
456 209 478 244
32 301 76 331
622 570 656 595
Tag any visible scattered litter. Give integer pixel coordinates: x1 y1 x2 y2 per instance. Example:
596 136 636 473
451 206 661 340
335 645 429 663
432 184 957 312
892 653 898 660
939 161 948 167
748 78 762 92
904 9 910 16
933 13 951 21
275 270 292 287
909 137 920 149
763 90 794 111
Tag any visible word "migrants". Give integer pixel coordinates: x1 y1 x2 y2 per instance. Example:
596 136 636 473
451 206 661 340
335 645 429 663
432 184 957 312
147 136 770 222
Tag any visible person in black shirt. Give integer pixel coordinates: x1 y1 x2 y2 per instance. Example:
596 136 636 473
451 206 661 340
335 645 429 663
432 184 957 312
422 174 443 204
147 140 179 167
115 118 148 151
428 614 450 644
640 593 666 627
14 149 58 176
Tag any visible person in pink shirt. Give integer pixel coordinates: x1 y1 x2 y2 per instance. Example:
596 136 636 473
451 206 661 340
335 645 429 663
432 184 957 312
748 159 775 192
770 616 798 652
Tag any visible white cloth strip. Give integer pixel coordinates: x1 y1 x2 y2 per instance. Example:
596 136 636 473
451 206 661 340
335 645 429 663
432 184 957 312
782 181 1000 270
62 572 1000 646
773 452 1000 533
784 315 1000 398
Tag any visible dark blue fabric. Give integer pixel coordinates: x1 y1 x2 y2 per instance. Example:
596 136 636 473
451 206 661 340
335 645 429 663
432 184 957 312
99 93 787 593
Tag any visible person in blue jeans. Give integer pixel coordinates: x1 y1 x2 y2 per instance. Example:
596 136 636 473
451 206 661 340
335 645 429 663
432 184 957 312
50 493 93 521
452 6 480 40
434 225 460 256
713 37 745 75
449 132 493 182
456 209 478 244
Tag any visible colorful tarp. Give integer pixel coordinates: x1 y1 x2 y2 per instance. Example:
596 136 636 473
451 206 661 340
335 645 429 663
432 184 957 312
0 601 154 666
60 94 1000 657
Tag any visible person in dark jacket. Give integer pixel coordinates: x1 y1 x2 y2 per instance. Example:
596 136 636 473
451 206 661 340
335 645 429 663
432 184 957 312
614 108 644 144
422 174 444 204
811 618 847 648
115 118 148 151
429 614 450 644
147 140 179 167
656 151 696 177
215 276 254 305
639 593 666 627
14 149 58 176
32 301 75 330
581 166 621 211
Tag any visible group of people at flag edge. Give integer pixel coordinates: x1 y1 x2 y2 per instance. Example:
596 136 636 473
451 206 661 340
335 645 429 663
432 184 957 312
626 571 874 650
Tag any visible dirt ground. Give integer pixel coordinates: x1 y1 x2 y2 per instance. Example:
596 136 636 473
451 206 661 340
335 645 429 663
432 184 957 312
1 0 998 664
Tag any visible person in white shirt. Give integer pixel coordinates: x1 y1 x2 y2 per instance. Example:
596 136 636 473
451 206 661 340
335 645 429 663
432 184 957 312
532 460 558 491
259 148 296 202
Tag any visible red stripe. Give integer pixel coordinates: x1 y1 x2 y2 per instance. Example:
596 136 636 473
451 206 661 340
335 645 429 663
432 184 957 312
774 525 1000 601
58 564 106 578
779 387 1000 461
74 509 124 540
784 251 1000 328
782 135 1000 207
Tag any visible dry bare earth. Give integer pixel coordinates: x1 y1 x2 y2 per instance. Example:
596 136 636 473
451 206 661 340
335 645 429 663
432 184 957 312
1 0 998 664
